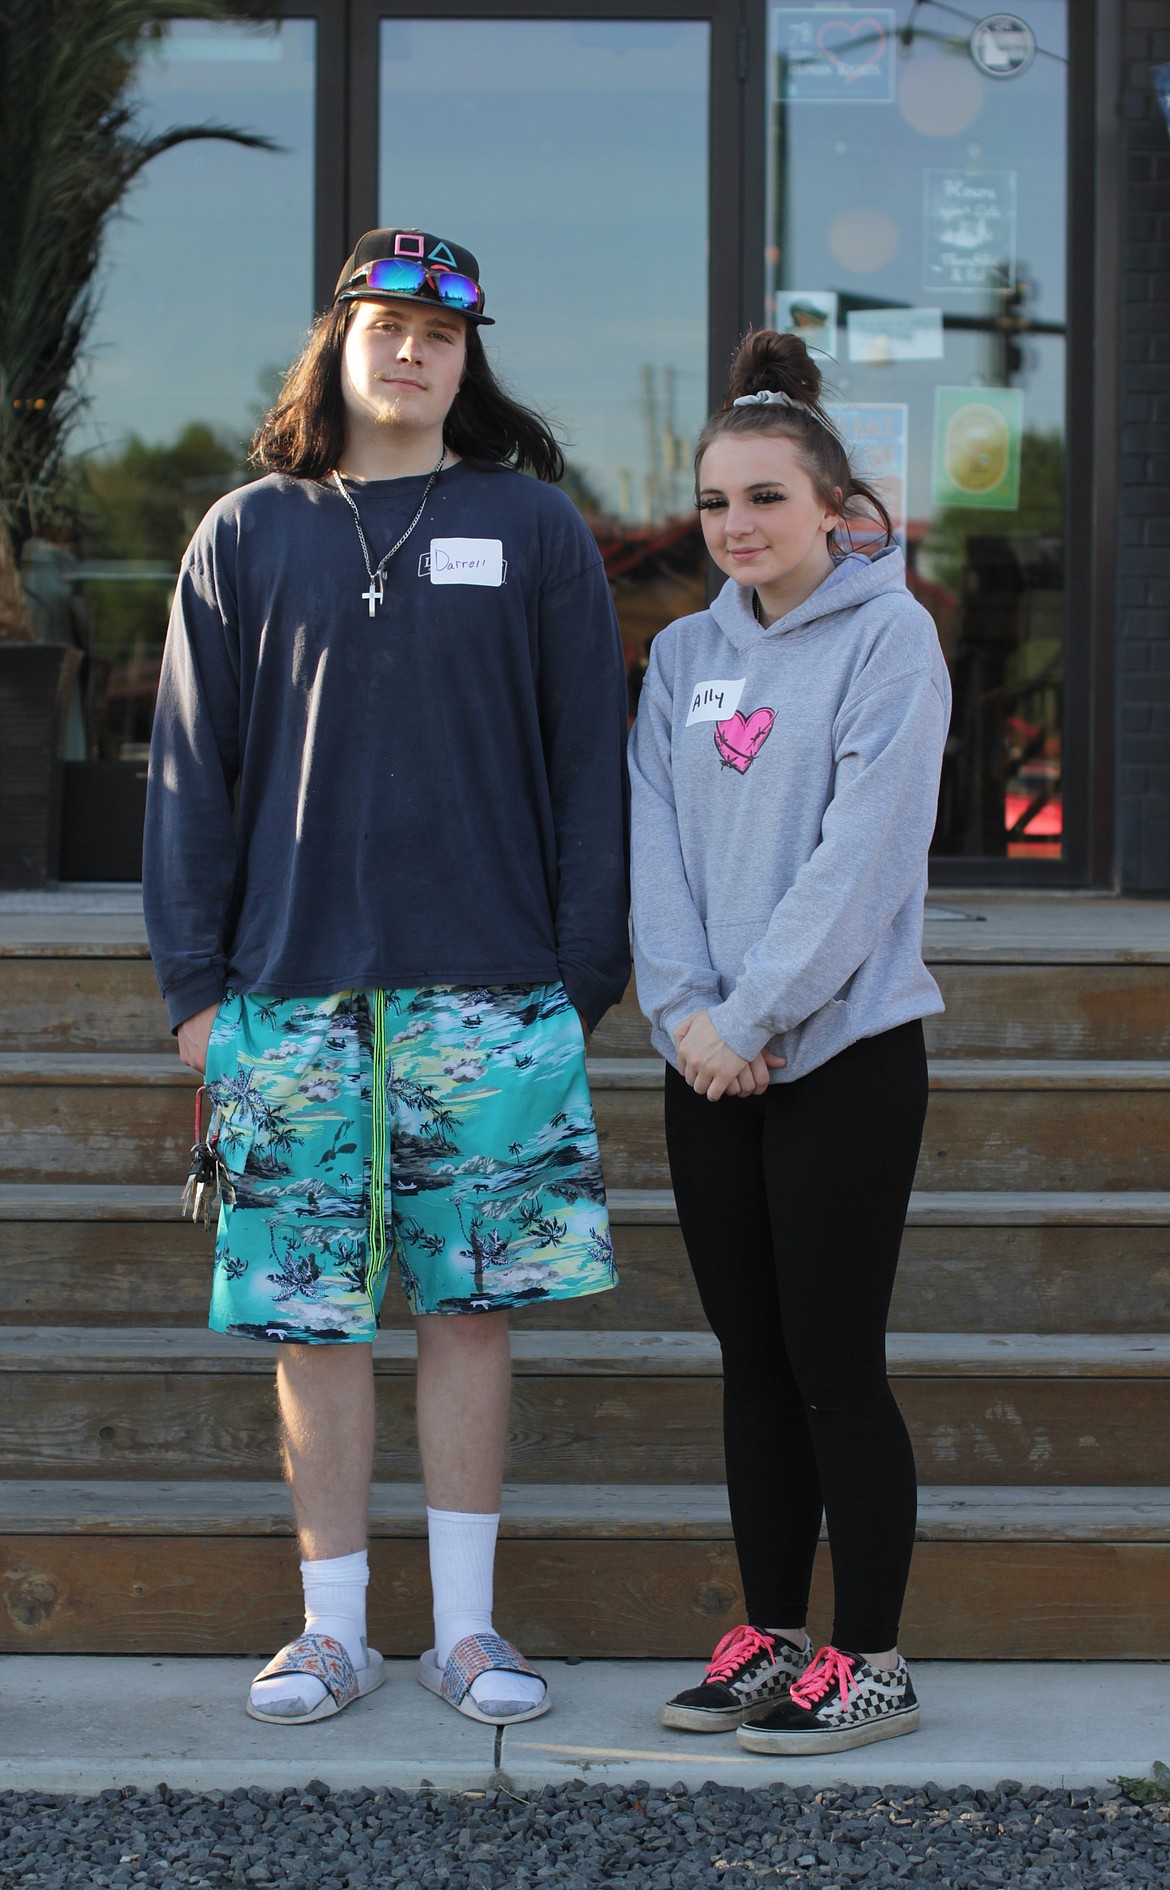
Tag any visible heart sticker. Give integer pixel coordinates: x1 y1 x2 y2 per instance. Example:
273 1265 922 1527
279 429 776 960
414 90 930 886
817 16 888 80
714 706 776 774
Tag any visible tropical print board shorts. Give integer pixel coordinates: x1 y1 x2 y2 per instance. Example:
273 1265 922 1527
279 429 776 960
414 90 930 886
203 982 616 1342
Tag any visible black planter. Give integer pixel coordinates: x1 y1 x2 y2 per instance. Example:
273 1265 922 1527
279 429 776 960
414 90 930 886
0 643 85 888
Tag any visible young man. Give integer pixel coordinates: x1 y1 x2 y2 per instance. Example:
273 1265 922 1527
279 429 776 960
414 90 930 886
144 229 630 1725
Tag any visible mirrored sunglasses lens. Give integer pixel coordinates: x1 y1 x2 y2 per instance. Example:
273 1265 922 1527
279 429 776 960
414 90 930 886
433 272 481 311
363 258 428 294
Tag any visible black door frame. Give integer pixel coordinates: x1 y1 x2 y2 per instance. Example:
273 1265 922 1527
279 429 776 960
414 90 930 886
343 0 753 438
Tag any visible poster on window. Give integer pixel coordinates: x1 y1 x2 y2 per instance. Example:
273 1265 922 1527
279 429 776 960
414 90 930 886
846 306 944 363
923 169 1016 294
776 289 838 359
931 387 1022 510
826 402 907 539
771 8 896 104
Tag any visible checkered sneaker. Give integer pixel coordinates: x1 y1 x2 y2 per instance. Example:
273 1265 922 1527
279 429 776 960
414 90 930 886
737 1644 920 1754
661 1625 813 1732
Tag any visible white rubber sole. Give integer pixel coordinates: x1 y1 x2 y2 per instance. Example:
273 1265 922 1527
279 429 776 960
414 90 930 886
246 1648 385 1725
661 1700 753 1733
417 1647 550 1725
736 1703 920 1755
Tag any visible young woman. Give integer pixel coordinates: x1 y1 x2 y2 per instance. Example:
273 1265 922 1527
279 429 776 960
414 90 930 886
629 329 950 1755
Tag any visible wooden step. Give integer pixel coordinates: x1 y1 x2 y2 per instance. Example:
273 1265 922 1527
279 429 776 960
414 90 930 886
590 965 1170 1061
0 1183 707 1332
7 948 1170 1061
4 1326 1170 1488
0 1053 197 1186
4 1480 1169 1659
4 1054 1170 1192
3 1185 1168 1333
589 1059 1170 1193
925 963 1170 1060
0 954 174 1055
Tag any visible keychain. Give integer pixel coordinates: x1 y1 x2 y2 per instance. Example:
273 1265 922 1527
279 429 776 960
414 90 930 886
180 1084 235 1226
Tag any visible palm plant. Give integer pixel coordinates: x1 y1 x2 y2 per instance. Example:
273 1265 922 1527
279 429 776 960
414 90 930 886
0 0 276 639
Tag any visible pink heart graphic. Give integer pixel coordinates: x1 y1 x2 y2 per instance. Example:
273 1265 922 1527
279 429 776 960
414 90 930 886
714 706 776 774
817 16 887 80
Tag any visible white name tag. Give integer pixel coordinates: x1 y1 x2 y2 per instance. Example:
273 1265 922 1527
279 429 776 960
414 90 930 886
428 538 505 586
686 678 746 726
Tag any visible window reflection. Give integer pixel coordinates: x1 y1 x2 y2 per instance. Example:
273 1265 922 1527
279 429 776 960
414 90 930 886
378 18 711 701
66 20 315 764
766 2 1068 858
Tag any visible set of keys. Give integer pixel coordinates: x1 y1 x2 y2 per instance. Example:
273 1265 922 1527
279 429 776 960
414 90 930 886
181 1084 235 1227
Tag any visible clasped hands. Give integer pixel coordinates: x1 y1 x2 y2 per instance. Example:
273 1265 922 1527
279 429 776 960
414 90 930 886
673 1010 786 1101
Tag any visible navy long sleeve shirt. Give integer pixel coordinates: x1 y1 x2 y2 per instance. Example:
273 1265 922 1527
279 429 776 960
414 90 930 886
143 459 631 1032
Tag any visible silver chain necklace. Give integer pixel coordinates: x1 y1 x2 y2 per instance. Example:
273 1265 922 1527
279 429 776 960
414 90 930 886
331 452 445 616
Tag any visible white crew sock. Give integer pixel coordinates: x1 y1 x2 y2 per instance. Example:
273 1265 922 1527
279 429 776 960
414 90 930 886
427 1507 545 1715
250 1549 369 1719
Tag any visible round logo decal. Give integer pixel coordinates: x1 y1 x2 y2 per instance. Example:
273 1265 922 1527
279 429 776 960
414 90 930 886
969 14 1036 80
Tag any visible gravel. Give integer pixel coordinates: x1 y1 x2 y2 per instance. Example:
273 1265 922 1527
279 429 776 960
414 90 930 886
2 1780 1168 1888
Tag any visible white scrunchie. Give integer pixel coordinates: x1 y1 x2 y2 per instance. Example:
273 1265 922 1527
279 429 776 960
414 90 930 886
732 389 839 436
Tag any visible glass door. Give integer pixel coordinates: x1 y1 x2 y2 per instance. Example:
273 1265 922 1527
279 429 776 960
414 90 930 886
55 9 326 878
764 1 1074 868
350 3 740 708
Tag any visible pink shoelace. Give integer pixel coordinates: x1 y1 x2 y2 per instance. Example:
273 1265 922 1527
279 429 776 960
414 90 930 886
790 1645 857 1711
704 1625 776 1683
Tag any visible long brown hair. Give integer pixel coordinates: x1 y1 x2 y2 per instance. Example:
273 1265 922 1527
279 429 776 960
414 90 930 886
696 329 893 556
251 301 565 481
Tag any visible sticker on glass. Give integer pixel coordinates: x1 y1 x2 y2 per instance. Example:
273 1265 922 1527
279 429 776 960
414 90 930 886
825 403 908 540
775 289 838 359
969 14 1036 80
771 8 896 105
930 387 1023 510
923 169 1016 295
846 307 943 364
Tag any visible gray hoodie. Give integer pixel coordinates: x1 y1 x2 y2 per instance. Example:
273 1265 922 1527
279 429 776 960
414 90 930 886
628 544 951 1081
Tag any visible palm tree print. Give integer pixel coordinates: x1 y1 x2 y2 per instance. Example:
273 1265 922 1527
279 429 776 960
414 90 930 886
460 1213 511 1295
400 1217 445 1257
387 1069 458 1149
210 1068 304 1161
519 1206 566 1248
586 1225 618 1284
265 1227 323 1303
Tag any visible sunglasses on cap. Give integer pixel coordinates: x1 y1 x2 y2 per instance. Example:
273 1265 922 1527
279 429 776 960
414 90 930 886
347 257 485 315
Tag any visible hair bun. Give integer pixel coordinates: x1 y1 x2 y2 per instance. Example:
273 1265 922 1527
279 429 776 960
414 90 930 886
726 328 822 412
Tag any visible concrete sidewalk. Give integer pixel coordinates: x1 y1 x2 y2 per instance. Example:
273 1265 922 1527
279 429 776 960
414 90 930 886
2 1658 1167 1795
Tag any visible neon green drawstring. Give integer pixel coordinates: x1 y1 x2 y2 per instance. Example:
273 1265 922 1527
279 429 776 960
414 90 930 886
367 989 388 1306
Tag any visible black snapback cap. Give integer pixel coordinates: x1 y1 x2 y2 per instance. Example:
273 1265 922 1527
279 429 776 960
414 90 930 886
333 228 494 325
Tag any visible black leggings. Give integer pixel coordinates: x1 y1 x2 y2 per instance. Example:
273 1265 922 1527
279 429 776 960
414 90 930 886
664 1019 928 1652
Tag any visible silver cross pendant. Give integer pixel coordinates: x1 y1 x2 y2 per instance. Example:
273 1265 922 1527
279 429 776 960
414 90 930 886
362 574 384 617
